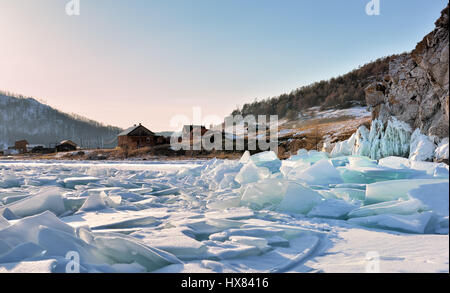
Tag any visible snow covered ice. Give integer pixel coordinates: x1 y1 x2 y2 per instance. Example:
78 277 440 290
0 154 448 273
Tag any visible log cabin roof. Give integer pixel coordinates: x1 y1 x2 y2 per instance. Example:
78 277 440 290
59 140 77 147
118 124 155 137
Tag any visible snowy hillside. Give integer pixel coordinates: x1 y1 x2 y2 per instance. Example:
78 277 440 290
0 92 122 149
0 149 448 273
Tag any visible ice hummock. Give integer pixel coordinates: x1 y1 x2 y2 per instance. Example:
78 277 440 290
331 118 413 160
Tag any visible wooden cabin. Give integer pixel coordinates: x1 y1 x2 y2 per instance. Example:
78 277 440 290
117 123 157 150
56 140 78 152
14 140 28 153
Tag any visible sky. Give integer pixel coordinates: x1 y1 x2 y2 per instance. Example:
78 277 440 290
0 0 447 131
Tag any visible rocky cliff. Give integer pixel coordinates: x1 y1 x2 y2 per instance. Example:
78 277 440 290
332 5 449 162
365 5 449 139
366 6 449 138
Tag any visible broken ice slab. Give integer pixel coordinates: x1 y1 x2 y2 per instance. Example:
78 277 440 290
0 215 10 229
0 187 66 218
209 226 285 242
222 235 320 273
407 182 449 217
205 240 262 260
63 177 101 189
287 150 329 164
2 194 30 205
229 236 270 251
365 179 448 204
0 259 58 273
81 232 181 272
235 161 270 185
348 199 425 218
278 182 324 214
307 198 360 219
0 170 22 188
204 207 254 220
248 151 282 173
379 156 449 178
131 229 208 260
347 212 434 234
149 187 180 196
240 178 286 210
206 195 241 210
288 159 343 186
79 193 109 212
330 188 366 201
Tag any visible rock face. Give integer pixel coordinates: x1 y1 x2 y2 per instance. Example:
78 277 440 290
365 5 449 139
332 5 449 163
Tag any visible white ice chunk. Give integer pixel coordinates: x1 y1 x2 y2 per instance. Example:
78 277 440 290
0 211 75 248
278 183 323 214
0 170 21 188
0 259 57 273
0 187 66 218
0 242 45 264
240 178 286 209
365 179 448 204
93 233 181 272
348 212 434 234
132 229 208 260
409 129 436 161
287 150 328 164
79 193 108 212
0 215 10 229
331 188 365 201
307 199 359 219
229 236 269 250
64 177 101 189
288 159 342 186
407 182 449 217
239 151 251 164
348 199 425 218
249 151 281 173
330 133 355 157
206 241 261 260
235 162 270 185
434 137 449 161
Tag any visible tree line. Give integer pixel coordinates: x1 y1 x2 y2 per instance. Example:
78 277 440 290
231 54 404 120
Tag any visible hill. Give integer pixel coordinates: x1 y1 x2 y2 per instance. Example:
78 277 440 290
231 54 401 120
0 91 122 149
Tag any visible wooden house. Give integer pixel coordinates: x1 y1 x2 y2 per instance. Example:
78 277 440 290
56 140 78 152
14 140 28 153
117 124 157 150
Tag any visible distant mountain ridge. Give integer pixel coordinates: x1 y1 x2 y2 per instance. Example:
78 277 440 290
0 91 122 149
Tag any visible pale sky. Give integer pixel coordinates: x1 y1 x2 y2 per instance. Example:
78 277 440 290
0 0 447 131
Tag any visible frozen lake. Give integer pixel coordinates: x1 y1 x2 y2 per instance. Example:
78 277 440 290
0 152 448 273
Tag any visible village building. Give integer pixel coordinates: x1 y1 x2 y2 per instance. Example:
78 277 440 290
14 140 29 153
181 125 208 141
117 123 160 150
56 140 78 152
27 144 45 152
